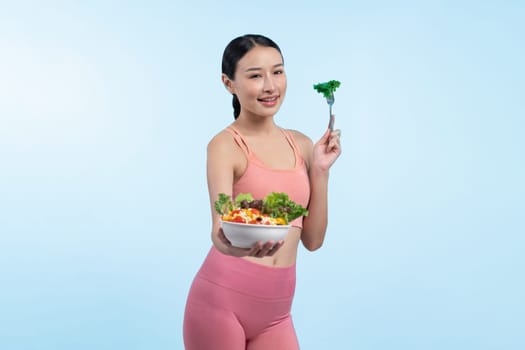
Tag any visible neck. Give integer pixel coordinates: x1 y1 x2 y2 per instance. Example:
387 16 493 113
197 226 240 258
233 115 278 135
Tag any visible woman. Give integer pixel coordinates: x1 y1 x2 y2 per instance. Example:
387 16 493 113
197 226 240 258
183 34 341 349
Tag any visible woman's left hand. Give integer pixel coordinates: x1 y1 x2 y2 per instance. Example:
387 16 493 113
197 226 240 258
312 119 342 172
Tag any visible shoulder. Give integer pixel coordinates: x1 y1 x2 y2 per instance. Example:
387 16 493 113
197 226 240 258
286 129 314 165
207 128 246 169
207 129 234 152
287 129 313 147
207 128 243 158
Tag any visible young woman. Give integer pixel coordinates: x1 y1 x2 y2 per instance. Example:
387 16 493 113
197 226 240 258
183 34 342 350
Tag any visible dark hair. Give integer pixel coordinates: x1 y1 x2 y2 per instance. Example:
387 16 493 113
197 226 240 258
221 34 283 119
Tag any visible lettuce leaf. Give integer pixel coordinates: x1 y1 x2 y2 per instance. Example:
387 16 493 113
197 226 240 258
313 80 341 99
263 192 308 224
214 193 233 215
234 193 254 206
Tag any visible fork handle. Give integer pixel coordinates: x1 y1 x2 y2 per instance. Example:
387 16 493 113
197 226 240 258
328 106 334 131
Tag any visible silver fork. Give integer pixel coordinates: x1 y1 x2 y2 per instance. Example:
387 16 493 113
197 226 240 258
327 93 335 131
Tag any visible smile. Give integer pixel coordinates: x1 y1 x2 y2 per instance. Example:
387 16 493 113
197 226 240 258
258 96 279 106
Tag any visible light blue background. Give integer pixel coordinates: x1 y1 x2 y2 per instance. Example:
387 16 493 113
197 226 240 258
1 1 523 349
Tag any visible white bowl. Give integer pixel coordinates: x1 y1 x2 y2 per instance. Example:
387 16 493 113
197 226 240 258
220 220 291 248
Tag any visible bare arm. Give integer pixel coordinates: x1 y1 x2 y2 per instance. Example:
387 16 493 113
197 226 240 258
302 167 330 251
206 132 236 253
293 128 342 251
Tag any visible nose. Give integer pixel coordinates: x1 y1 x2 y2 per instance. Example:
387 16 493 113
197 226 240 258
263 73 275 92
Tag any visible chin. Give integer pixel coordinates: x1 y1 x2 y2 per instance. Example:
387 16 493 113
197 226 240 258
259 109 281 118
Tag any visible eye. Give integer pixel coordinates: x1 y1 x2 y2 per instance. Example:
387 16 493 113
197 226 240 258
274 70 284 75
250 74 262 79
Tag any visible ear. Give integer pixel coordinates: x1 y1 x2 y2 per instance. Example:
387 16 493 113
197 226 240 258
222 74 235 94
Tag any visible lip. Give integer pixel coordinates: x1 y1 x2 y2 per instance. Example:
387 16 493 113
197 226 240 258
257 95 279 107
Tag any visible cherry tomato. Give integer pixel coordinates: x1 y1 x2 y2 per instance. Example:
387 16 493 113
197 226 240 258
231 216 245 223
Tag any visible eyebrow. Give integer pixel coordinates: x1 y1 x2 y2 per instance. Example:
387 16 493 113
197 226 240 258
244 63 284 72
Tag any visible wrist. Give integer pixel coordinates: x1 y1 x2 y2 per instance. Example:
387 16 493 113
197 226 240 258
309 166 330 179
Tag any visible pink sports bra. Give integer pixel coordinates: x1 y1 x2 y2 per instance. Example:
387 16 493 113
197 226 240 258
225 126 311 228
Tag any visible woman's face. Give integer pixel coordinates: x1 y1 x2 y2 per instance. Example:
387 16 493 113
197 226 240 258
223 46 287 119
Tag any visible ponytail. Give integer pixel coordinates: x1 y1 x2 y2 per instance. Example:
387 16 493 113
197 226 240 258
232 94 241 119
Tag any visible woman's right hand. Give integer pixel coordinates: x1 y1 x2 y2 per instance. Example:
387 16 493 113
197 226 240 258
217 228 284 258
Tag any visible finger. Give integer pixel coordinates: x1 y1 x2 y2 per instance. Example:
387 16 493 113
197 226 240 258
259 240 276 256
249 241 264 256
328 129 341 149
327 138 341 153
318 128 331 144
267 240 284 256
251 241 271 257
251 240 281 257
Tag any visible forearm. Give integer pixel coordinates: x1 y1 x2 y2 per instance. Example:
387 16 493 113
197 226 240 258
210 220 235 256
211 227 229 255
301 169 330 251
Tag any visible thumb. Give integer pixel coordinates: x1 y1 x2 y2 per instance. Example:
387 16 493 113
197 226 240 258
318 128 331 144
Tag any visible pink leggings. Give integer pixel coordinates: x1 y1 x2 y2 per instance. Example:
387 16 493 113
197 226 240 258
183 247 299 350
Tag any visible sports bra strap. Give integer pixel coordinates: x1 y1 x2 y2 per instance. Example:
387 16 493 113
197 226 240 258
281 129 301 158
225 126 251 157
225 126 304 167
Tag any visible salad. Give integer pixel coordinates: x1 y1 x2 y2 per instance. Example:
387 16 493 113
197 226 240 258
215 192 308 226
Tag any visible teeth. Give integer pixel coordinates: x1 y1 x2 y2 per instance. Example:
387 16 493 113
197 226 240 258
261 97 277 102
